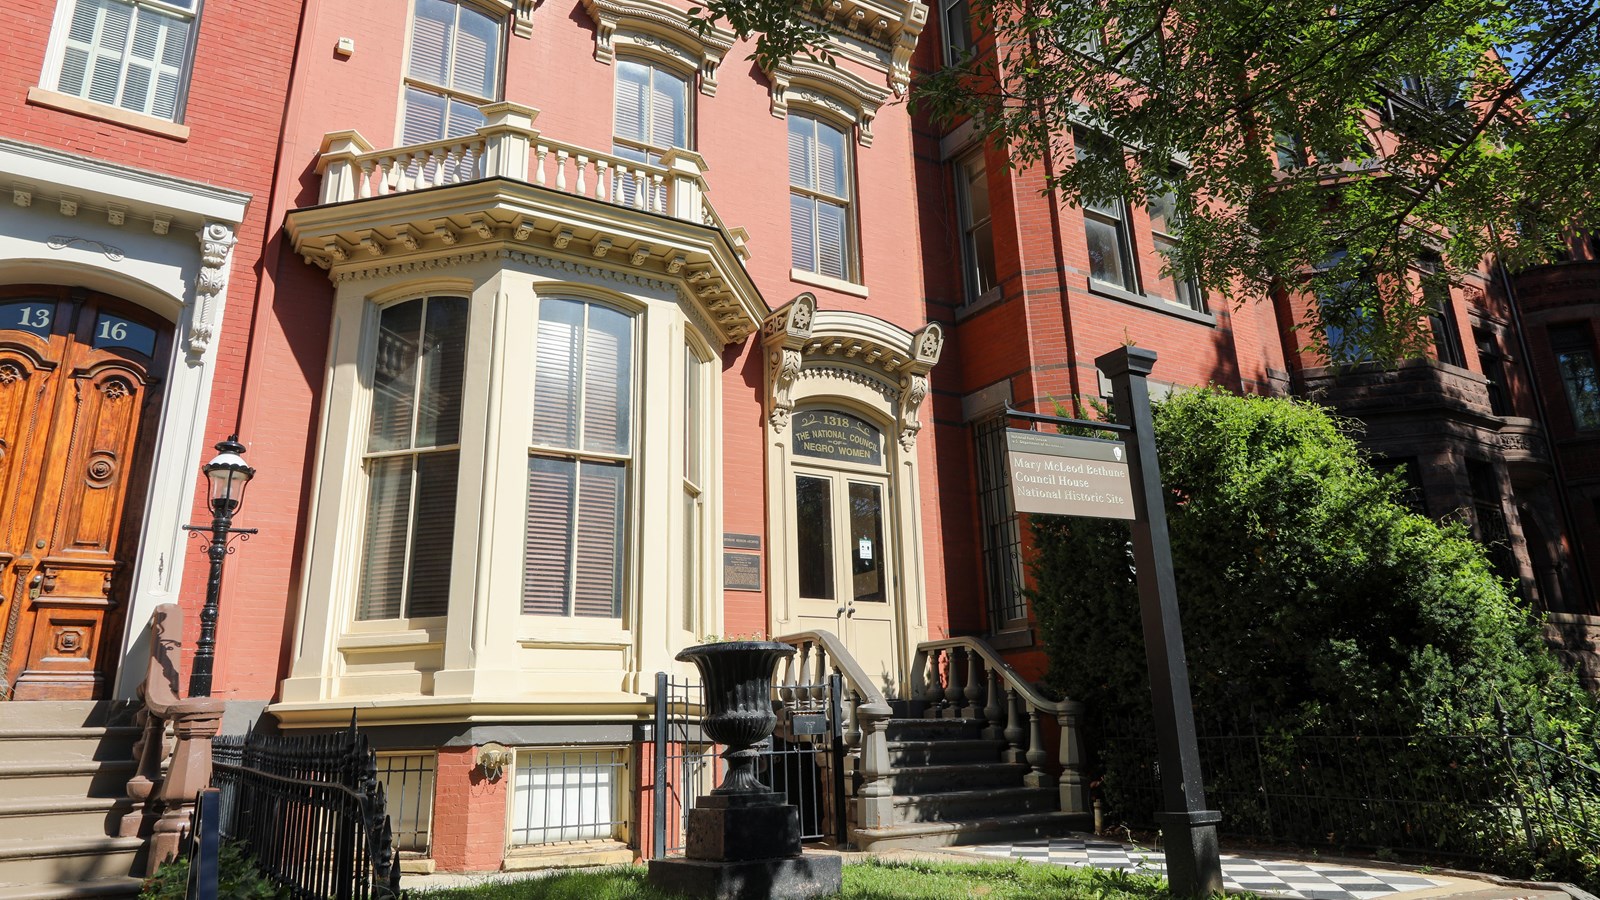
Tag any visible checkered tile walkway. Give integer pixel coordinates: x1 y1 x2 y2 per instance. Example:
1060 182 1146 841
960 837 1453 899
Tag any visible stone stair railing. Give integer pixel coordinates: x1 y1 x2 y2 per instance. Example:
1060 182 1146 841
912 637 1088 817
775 631 896 834
316 102 718 227
118 603 226 873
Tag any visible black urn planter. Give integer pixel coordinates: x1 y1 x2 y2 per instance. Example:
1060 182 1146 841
650 639 842 900
676 641 795 796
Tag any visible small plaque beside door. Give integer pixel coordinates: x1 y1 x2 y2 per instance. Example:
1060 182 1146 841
724 552 762 592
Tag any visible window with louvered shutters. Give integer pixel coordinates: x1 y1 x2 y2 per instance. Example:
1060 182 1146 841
357 296 469 620
525 299 635 618
789 115 854 281
612 59 690 208
402 0 504 146
52 0 199 121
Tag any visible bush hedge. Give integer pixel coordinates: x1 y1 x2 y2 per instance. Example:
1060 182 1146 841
1029 388 1600 885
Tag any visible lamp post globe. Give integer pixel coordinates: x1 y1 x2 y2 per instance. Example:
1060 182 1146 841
187 435 258 698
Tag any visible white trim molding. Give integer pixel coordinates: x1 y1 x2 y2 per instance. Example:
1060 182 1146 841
764 57 892 147
579 0 737 95
792 0 927 94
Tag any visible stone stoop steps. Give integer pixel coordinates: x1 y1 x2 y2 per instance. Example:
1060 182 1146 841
850 701 1092 851
0 701 146 899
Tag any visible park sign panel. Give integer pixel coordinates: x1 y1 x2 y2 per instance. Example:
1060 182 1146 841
1005 429 1136 520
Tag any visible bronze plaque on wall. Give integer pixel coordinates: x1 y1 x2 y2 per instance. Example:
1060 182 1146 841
724 552 763 591
792 409 883 466
1005 429 1136 520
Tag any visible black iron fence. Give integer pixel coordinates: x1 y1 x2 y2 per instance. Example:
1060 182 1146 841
650 670 847 858
1096 710 1600 875
211 718 404 899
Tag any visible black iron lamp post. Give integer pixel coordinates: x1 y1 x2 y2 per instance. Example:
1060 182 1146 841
183 435 258 698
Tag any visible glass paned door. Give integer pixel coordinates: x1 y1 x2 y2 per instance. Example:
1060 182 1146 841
791 469 896 693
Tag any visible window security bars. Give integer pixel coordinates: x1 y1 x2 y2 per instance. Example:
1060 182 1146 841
210 720 403 899
375 752 436 856
509 749 627 846
973 414 1027 630
1093 709 1600 872
650 671 847 858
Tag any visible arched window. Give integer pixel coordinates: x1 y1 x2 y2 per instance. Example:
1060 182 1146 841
358 295 470 620
524 298 637 618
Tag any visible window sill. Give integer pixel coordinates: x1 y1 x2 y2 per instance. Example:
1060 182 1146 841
955 285 1005 321
792 268 869 298
27 87 191 141
337 627 445 651
1085 279 1215 326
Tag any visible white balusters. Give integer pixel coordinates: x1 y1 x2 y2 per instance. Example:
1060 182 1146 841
534 144 549 185
555 150 569 191
575 155 588 197
650 172 665 213
596 159 610 203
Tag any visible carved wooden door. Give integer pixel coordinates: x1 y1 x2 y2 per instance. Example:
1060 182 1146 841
0 287 167 700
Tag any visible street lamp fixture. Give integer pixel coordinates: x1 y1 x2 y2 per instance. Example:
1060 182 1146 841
183 435 259 698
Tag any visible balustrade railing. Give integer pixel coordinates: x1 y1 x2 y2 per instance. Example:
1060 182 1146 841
913 637 1089 817
775 632 896 835
316 102 720 229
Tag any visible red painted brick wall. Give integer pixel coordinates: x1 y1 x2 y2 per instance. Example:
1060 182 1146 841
430 747 510 871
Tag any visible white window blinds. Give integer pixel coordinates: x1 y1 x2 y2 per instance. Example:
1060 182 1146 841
613 59 689 154
789 115 853 281
525 300 635 618
55 0 196 121
357 297 469 620
402 0 503 143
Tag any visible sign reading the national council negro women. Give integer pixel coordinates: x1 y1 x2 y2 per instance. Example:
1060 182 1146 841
1006 429 1136 520
792 409 883 466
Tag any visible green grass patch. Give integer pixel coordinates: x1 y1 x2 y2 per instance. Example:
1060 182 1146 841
416 857 1184 900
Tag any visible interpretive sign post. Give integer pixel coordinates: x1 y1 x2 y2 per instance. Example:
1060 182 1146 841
1006 346 1222 897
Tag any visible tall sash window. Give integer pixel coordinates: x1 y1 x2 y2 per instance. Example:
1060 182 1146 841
525 299 636 618
357 296 469 620
789 115 854 282
402 0 504 145
612 59 691 205
51 0 199 121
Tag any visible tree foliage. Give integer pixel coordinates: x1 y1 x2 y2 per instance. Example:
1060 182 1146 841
1029 389 1600 881
692 0 1600 358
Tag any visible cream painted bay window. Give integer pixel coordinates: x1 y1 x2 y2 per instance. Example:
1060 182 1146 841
682 342 708 632
49 0 199 121
358 296 469 620
790 115 854 282
402 0 505 144
525 299 636 619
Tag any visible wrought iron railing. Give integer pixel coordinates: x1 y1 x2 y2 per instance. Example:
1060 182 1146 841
211 718 404 899
1095 710 1600 878
649 669 848 857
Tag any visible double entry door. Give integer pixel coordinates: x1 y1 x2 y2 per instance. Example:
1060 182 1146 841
0 287 166 699
792 467 898 695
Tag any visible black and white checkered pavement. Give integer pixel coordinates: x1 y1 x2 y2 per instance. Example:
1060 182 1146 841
960 837 1452 900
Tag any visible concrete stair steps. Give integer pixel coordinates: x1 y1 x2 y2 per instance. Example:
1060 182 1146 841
891 786 1058 825
887 738 1006 767
0 703 103 730
883 718 987 742
0 797 131 842
0 837 143 887
0 727 140 761
885 762 1030 794
0 761 136 800
0 877 143 899
854 811 1092 851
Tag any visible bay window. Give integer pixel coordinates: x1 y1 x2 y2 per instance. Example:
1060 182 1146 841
524 299 636 618
48 0 200 121
357 296 469 620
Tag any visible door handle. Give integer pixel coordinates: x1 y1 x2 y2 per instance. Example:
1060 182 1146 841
835 606 847 617
845 606 856 617
28 573 43 602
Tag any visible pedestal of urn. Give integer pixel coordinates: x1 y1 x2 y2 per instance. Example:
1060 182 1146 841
648 641 843 900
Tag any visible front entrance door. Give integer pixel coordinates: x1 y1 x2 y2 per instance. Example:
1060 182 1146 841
0 287 167 700
791 468 898 694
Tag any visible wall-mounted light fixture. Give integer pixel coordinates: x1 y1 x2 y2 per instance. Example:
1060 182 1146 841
477 742 512 782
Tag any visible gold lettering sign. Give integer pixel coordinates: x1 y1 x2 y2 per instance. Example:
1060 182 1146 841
791 409 883 466
1005 429 1137 520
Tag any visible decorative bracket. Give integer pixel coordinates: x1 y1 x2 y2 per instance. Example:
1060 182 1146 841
762 293 817 432
189 222 237 360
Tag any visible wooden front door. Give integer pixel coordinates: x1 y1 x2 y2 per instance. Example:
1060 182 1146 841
0 287 167 700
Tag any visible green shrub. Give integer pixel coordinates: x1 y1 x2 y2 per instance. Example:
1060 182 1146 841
1030 388 1600 885
141 841 286 900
